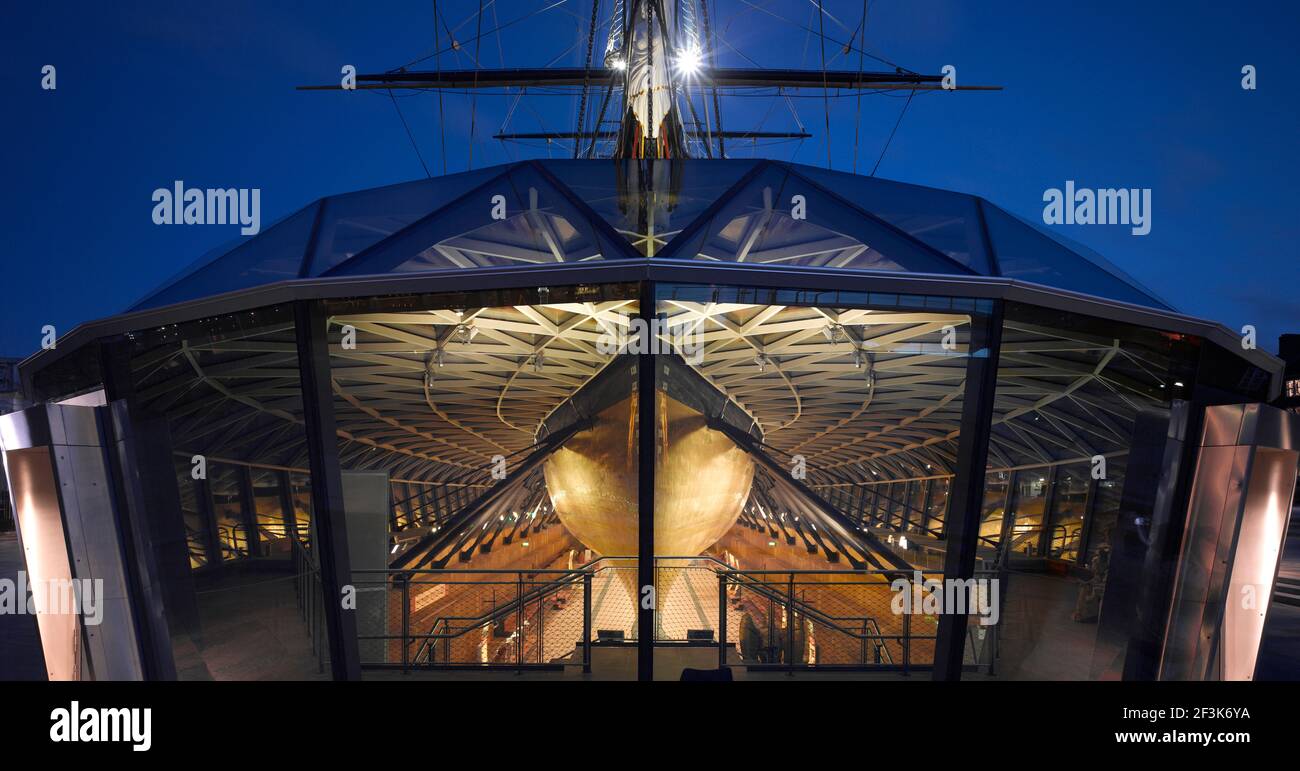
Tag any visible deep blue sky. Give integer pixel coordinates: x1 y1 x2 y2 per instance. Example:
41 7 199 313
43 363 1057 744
3 0 1297 358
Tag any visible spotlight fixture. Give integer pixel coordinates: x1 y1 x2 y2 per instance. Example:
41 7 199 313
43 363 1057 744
754 353 772 372
453 322 478 345
822 323 845 343
532 351 546 372
423 351 438 388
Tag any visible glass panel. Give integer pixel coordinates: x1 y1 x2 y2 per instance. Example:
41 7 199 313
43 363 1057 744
173 457 210 569
982 203 1168 309
926 477 950 534
1006 470 1049 558
208 463 248 562
540 158 759 256
1047 463 1091 561
125 304 329 679
658 163 976 274
322 284 639 676
288 472 312 545
323 163 634 275
131 204 319 310
251 468 290 559
971 303 1191 680
306 169 503 276
908 480 928 534
1086 459 1125 565
130 235 243 311
391 482 408 530
977 471 1010 549
787 164 991 273
654 282 982 674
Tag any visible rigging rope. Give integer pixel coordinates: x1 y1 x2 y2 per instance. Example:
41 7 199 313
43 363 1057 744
388 89 432 177
870 87 914 176
816 0 831 168
469 0 484 169
574 0 602 157
852 0 867 174
699 0 725 156
433 0 448 174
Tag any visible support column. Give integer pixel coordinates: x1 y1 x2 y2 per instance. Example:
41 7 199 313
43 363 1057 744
277 470 297 541
293 300 362 681
637 281 656 680
1076 475 1102 568
933 301 1003 681
196 475 223 566
237 465 261 558
98 339 182 680
1036 464 1060 557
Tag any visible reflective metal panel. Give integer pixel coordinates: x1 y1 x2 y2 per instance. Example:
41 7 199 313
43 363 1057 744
1159 403 1300 680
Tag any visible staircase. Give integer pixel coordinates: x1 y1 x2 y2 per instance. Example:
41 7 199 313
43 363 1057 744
1276 577 1300 608
1273 508 1300 609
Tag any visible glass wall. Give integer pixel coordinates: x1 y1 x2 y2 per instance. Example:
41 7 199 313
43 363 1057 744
970 301 1195 680
1005 471 1048 558
1047 463 1091 562
321 282 640 674
121 303 330 680
653 282 991 674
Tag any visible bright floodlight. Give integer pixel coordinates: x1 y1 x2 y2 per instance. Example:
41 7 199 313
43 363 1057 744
610 57 627 70
676 47 702 75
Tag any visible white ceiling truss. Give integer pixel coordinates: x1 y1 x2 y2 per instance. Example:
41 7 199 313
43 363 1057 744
129 302 1170 536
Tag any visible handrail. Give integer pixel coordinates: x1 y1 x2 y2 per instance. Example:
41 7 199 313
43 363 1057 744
400 559 632 665
356 555 992 670
863 617 894 664
721 571 908 646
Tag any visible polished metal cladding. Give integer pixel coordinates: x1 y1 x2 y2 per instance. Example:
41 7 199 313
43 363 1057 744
544 392 754 558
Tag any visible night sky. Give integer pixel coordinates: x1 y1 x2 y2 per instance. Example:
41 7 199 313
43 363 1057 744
3 0 1297 358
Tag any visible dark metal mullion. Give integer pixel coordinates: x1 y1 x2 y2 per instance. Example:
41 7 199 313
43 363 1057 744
933 300 1004 681
196 474 223 566
1076 475 1102 568
237 464 260 558
636 281 657 680
920 478 934 534
293 300 362 680
277 470 297 541
1037 464 1061 558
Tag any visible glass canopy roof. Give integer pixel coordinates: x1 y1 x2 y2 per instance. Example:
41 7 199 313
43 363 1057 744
129 159 1173 312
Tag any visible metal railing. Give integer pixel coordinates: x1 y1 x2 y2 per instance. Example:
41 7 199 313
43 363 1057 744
291 538 327 674
713 566 930 672
342 555 998 675
349 562 616 671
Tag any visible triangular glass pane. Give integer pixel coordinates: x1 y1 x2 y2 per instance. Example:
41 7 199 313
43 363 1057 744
131 203 320 311
1008 211 1174 310
325 163 637 276
539 159 759 256
789 164 992 274
305 167 503 276
657 162 975 275
128 233 244 311
982 203 1170 309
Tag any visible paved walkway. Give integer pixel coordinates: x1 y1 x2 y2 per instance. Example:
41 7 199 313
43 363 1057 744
0 533 47 680
1256 526 1300 681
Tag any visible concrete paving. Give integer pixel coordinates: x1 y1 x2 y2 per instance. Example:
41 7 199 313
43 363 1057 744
0 533 47 680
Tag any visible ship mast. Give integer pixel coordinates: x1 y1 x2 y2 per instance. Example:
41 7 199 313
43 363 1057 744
298 1 999 162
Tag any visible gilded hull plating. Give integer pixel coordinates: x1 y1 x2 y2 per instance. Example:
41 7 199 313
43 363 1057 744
543 393 754 557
